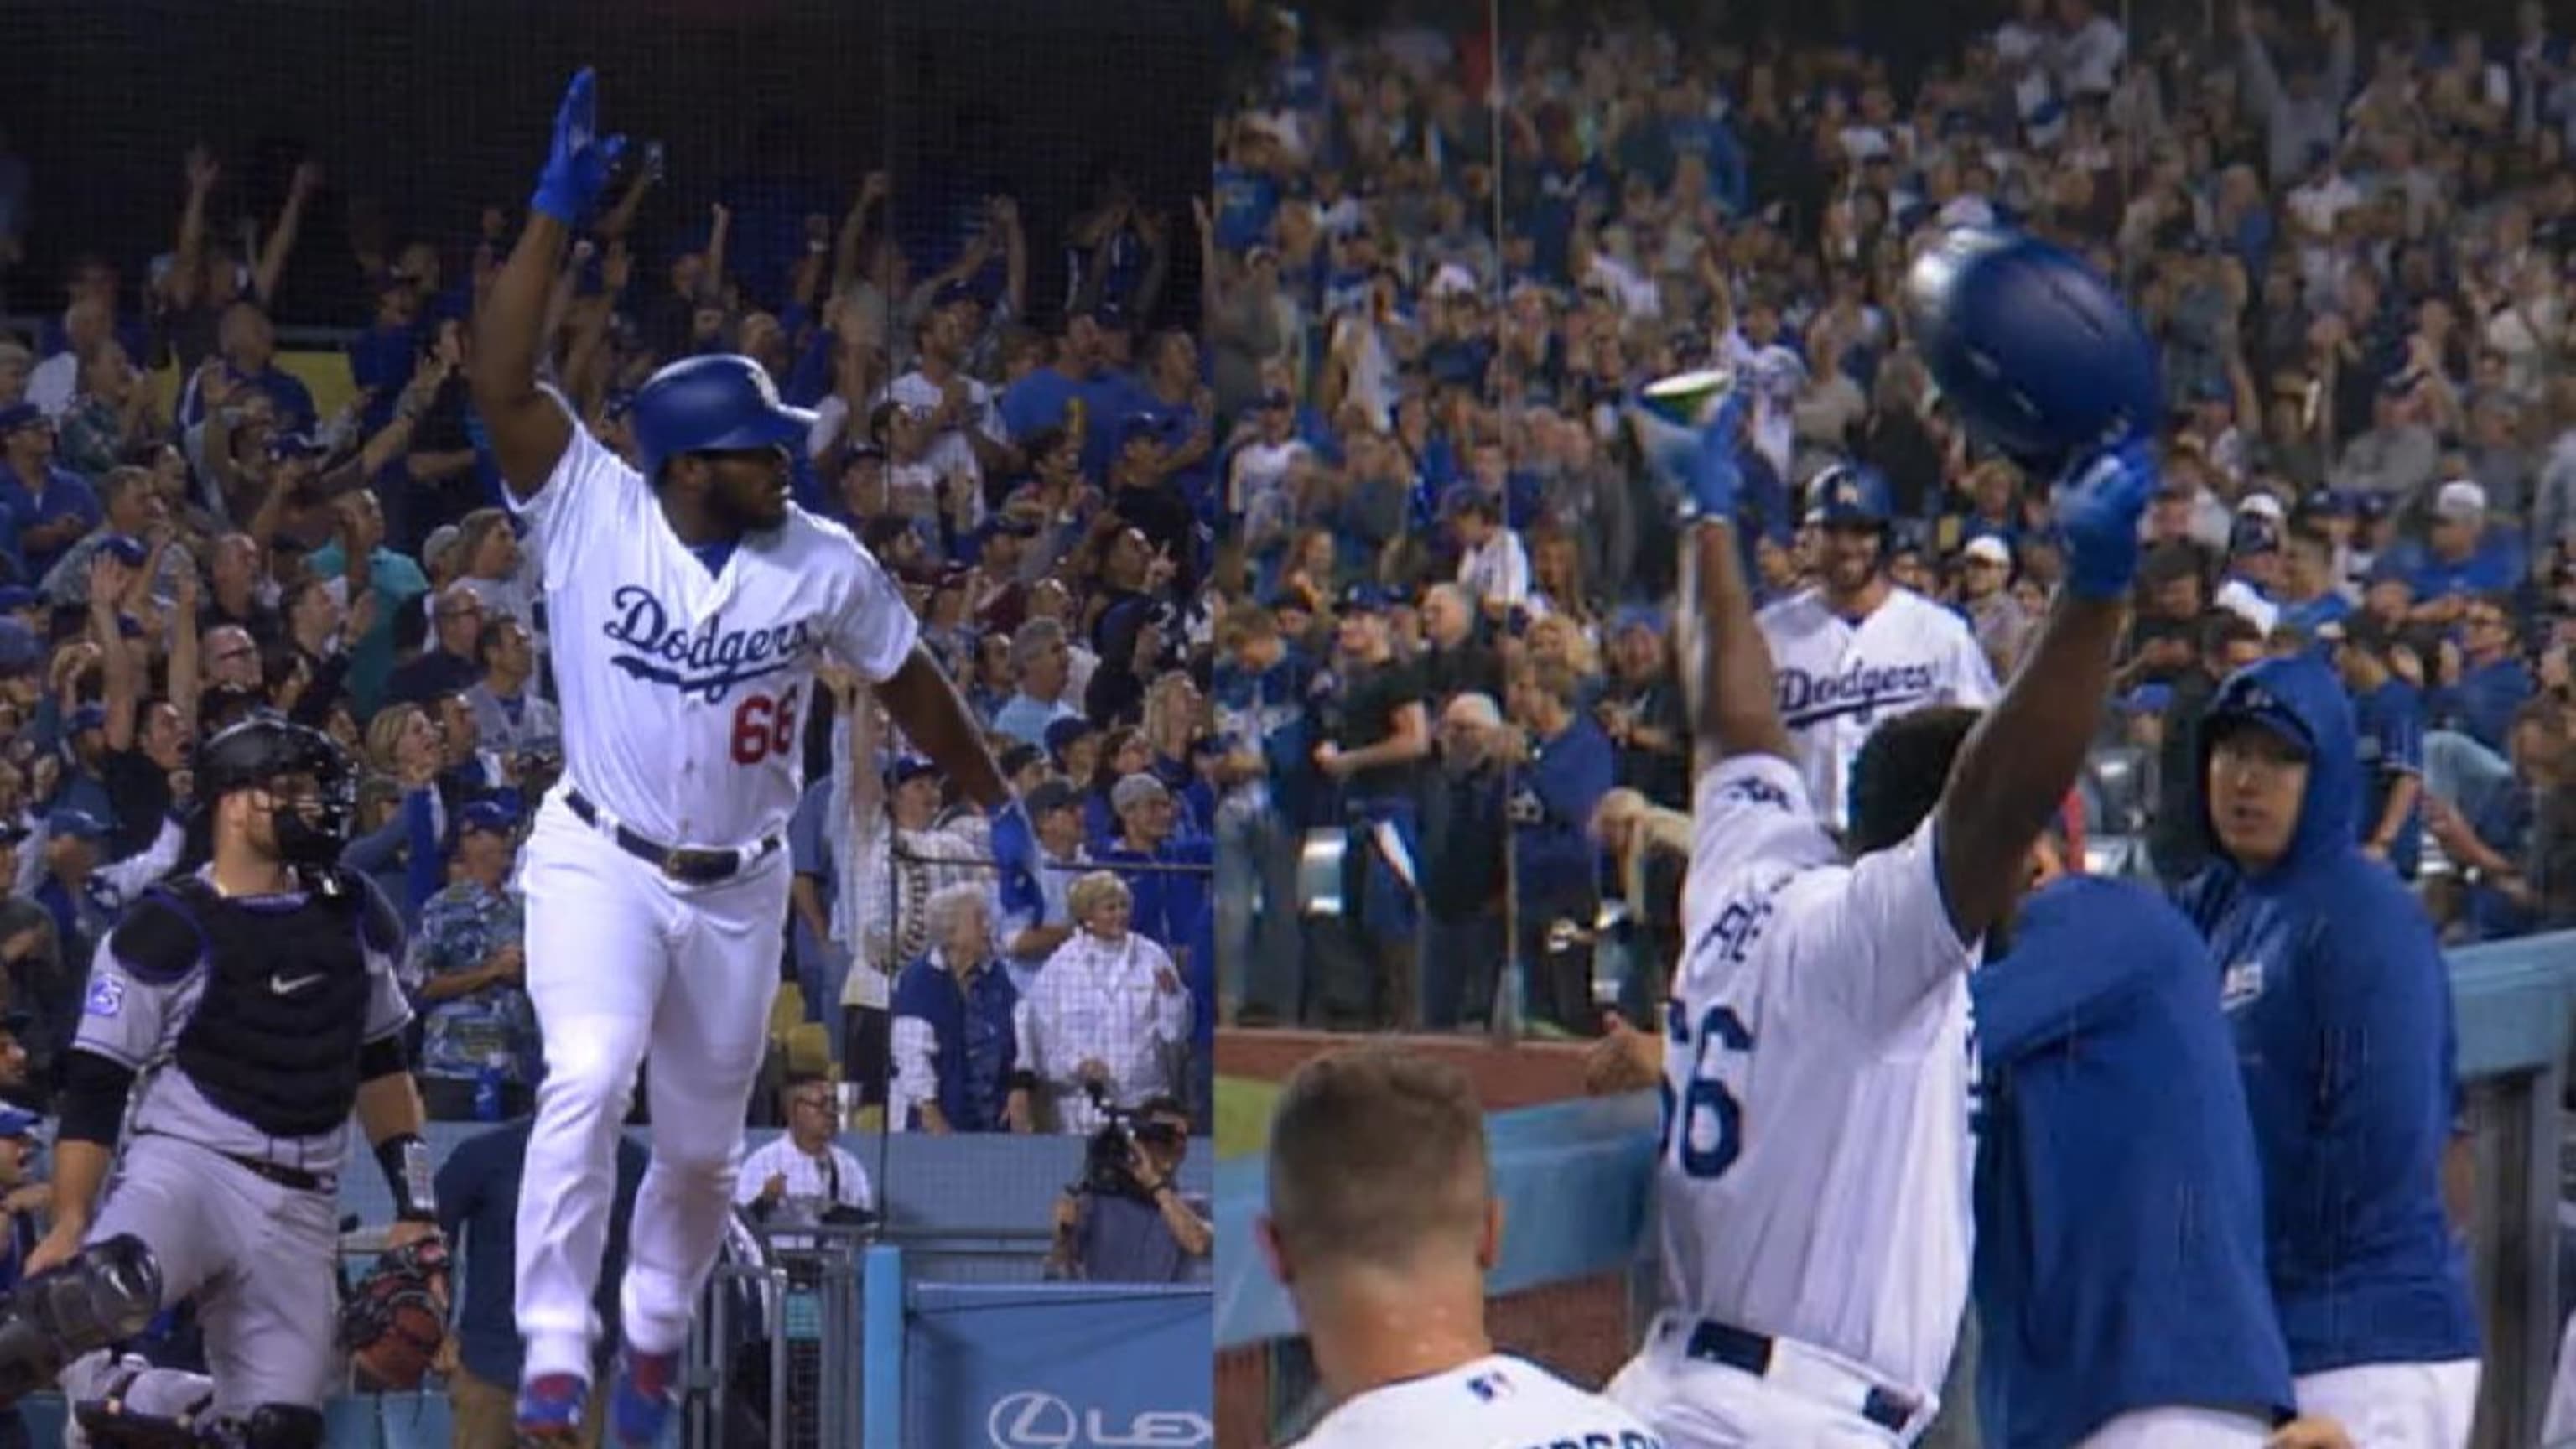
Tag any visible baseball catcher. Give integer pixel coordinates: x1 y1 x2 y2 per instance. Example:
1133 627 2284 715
0 715 442 1446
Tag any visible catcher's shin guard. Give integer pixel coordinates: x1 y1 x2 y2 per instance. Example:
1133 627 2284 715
0 1234 163 1405
69 1353 215 1448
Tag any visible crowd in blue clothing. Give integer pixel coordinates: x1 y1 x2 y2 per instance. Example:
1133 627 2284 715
1207 0 2576 1032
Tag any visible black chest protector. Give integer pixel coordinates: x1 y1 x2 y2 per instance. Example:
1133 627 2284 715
148 870 377 1139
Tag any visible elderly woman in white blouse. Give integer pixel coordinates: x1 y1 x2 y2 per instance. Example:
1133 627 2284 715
1010 870 1191 1135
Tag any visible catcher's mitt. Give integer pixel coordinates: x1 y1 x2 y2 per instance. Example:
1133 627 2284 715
338 1234 451 1391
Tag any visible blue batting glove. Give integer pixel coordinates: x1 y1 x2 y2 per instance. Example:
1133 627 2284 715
530 68 628 226
1633 371 1749 522
2054 441 2158 600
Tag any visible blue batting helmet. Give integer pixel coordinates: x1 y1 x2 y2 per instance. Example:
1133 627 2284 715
1809 462 1892 526
1903 227 2162 467
627 354 816 482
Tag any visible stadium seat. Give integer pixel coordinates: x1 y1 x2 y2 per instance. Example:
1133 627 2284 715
325 1395 382 1446
784 1022 832 1079
377 1390 452 1449
771 982 808 1040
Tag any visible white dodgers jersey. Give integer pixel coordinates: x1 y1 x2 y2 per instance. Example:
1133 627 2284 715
510 416 918 846
1656 752 1978 1403
1290 1354 1664 1449
1758 586 1996 833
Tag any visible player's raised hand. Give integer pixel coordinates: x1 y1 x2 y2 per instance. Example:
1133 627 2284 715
530 68 628 226
1631 371 1748 523
2052 440 2157 601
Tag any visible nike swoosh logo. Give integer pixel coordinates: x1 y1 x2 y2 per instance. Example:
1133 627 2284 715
270 973 325 995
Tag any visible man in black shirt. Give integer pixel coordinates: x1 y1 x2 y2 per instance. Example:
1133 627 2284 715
1308 587 1430 1027
1415 583 1502 714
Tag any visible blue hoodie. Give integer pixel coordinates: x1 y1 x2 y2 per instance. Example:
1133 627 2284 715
2177 656 2479 1374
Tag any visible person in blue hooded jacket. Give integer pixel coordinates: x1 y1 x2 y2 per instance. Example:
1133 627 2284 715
2179 653 2481 1446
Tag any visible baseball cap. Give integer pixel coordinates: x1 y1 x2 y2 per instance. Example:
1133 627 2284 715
1109 773 1170 813
886 756 941 789
0 621 39 681
2229 517 2281 557
0 402 46 437
2236 493 2286 526
66 704 107 735
0 1109 39 1140
1042 716 1098 759
2205 679 2314 761
1339 583 1392 616
459 799 518 837
422 525 465 574
44 808 107 843
2433 480 2487 522
267 430 331 462
1026 778 1081 818
1612 605 1668 636
1117 413 1162 445
0 822 30 850
997 743 1043 780
2299 487 2356 518
1963 535 2012 567
0 588 37 615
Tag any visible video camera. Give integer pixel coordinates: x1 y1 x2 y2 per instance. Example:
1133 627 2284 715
1073 1082 1184 1201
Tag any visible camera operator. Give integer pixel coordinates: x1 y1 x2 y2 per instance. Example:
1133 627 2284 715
1044 1093 1208 1283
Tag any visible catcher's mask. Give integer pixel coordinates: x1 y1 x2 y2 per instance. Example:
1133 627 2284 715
195 714 357 866
338 1237 451 1392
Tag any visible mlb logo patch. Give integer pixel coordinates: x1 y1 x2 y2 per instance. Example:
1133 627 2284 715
85 977 124 1020
2220 959 2265 1012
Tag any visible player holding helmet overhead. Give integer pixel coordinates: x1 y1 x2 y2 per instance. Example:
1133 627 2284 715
0 715 438 1449
471 70 1026 1446
1593 230 2157 1446
1757 461 1995 834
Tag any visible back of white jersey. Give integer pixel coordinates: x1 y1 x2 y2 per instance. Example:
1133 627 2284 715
1654 753 1977 1401
1291 1354 1664 1448
510 416 917 845
1758 587 1997 832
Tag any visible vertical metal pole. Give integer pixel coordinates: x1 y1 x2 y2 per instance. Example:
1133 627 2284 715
766 1267 792 1447
1486 0 1527 1048
862 1244 907 1449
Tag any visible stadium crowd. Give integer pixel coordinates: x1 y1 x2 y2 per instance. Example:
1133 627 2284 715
0 135 1222 1148
1209 0 2576 1033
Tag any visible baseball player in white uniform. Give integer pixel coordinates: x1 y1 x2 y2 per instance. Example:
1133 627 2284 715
1591 374 2151 1446
1758 464 1997 834
1261 1046 1664 1449
473 70 1026 1446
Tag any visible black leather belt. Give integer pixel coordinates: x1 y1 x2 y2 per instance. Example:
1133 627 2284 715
567 788 782 885
1682 1319 1919 1434
222 1152 333 1195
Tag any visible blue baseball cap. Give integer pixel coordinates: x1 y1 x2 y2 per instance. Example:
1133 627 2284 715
0 588 38 614
101 535 149 568
0 1109 39 1139
45 808 107 842
0 620 39 680
885 756 941 789
65 704 107 735
1042 716 1098 757
459 799 519 837
1339 584 1393 615
0 403 46 437
1613 605 1669 637
265 432 329 462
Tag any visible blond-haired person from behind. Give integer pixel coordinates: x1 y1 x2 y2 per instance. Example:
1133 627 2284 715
1259 1047 1665 1448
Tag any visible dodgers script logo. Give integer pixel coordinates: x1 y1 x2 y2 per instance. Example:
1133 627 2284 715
1774 657 1938 728
600 585 815 704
